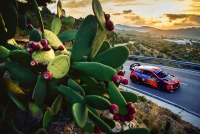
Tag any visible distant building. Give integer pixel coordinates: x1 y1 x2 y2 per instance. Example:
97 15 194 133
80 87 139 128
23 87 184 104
164 39 193 45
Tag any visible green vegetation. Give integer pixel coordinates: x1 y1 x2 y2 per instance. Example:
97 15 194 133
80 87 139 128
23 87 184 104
0 0 150 134
118 30 200 64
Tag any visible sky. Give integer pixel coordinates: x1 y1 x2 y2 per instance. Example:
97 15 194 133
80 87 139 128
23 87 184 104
47 0 200 30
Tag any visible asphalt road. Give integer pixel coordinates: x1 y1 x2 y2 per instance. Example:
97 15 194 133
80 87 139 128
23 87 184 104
123 60 200 117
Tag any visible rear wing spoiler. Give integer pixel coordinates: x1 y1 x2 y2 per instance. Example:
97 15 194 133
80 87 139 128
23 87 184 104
130 63 140 70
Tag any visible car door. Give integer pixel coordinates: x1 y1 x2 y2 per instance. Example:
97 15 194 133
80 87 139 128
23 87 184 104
146 72 158 88
140 70 157 87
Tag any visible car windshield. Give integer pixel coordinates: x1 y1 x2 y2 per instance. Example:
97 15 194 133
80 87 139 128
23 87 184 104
156 70 168 78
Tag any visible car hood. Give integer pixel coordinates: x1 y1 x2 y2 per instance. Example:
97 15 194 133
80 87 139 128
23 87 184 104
162 74 178 82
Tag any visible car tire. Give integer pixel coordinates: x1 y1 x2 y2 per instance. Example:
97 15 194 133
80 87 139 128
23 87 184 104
158 83 166 91
131 76 137 83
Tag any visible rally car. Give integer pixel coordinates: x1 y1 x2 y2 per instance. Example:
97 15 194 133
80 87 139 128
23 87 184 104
130 63 180 92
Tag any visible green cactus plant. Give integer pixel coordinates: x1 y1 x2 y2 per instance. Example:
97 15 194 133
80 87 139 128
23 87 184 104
0 0 150 133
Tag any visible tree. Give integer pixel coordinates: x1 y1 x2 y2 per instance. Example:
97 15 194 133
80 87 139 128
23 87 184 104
0 0 56 15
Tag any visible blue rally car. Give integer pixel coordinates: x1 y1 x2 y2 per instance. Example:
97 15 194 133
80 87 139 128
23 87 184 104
130 63 180 92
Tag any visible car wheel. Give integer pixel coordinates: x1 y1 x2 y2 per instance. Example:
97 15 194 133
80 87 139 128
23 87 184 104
131 76 137 83
158 83 166 91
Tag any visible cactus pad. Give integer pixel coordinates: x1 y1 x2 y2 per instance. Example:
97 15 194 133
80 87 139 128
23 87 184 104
72 103 88 128
32 48 55 63
120 91 138 103
67 79 85 96
33 0 44 33
51 18 62 35
91 46 129 68
108 82 128 115
61 16 75 25
84 95 111 110
29 29 42 42
43 109 52 128
88 109 112 133
92 0 106 30
71 15 97 62
50 94 63 116
96 40 110 56
29 102 43 119
32 74 47 105
57 0 62 18
47 55 70 79
72 62 116 81
58 85 83 105
43 29 63 47
5 5 17 39
57 29 77 42
88 28 108 60
7 90 26 111
5 61 37 88
0 46 10 61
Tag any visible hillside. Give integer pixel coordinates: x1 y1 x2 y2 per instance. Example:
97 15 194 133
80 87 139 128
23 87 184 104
152 27 200 39
114 24 200 39
115 24 158 32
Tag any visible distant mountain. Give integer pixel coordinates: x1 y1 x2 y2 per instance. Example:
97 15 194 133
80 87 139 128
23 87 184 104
114 24 200 39
151 27 200 39
114 24 158 32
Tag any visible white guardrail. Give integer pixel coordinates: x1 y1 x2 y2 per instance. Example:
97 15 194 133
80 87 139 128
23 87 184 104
129 55 200 71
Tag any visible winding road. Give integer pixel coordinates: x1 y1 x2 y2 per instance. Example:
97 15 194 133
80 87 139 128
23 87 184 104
123 60 200 117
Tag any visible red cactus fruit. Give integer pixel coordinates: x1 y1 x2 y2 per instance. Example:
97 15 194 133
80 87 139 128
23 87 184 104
62 42 66 45
42 71 52 80
104 14 110 21
126 102 134 110
118 70 125 76
32 43 41 51
36 27 41 31
93 126 101 134
28 41 35 48
40 39 48 46
26 47 34 54
109 104 119 114
112 75 121 83
128 107 137 114
118 75 123 83
105 19 114 31
30 60 38 66
125 113 134 122
58 45 64 51
120 115 126 122
122 78 128 85
113 113 121 121
41 61 48 66
43 45 51 51
27 24 34 29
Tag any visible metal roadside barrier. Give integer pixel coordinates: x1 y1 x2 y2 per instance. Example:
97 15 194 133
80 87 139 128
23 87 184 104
129 55 200 70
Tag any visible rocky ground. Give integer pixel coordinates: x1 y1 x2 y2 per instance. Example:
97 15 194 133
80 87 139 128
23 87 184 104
44 90 200 134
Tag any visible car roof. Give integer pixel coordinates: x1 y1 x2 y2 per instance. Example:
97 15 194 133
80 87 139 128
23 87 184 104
135 65 161 72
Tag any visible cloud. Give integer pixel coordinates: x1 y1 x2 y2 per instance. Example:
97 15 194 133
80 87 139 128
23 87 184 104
113 13 121 15
114 2 149 6
164 14 200 26
61 0 91 8
123 10 132 14
164 14 188 20
124 15 161 26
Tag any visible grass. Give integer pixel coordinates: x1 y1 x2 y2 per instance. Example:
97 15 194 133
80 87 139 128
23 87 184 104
134 94 200 134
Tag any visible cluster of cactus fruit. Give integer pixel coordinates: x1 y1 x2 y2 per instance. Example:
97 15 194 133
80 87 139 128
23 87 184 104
0 0 150 134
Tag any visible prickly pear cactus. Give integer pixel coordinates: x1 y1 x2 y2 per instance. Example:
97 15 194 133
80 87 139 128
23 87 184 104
0 0 150 134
